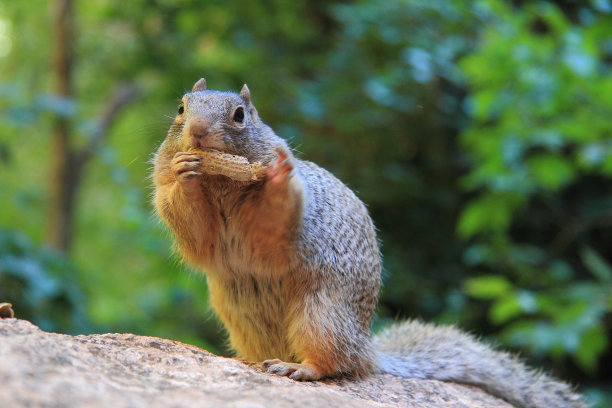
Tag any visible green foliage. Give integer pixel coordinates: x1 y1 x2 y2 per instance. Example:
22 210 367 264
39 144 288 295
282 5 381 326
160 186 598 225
466 267 611 373
457 0 612 390
458 193 526 237
0 228 89 333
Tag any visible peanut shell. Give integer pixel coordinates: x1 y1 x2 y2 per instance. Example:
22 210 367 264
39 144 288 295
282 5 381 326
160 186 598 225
188 148 266 182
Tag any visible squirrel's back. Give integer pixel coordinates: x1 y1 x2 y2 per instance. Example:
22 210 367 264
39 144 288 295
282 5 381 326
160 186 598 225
296 160 380 315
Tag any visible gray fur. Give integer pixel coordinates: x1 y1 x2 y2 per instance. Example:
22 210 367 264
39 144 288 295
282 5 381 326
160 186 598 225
375 320 586 407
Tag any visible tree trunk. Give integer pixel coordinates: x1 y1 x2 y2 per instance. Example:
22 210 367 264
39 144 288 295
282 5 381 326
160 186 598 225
49 0 75 252
47 0 139 252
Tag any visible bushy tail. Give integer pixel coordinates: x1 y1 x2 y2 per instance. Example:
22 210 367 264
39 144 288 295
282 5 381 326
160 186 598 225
373 320 586 408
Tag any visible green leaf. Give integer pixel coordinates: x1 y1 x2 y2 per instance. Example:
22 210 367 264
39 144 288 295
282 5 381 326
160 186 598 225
464 275 513 300
580 247 612 282
575 325 608 373
526 154 576 190
489 290 537 324
457 193 524 237
552 301 588 324
490 294 521 324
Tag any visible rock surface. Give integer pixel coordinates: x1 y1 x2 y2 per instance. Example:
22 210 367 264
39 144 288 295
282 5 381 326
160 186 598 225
0 318 512 407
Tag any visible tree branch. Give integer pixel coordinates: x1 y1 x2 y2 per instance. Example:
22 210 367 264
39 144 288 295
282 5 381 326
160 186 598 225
76 83 140 167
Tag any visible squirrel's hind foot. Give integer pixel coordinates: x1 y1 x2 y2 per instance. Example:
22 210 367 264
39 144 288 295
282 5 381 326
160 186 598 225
263 359 322 381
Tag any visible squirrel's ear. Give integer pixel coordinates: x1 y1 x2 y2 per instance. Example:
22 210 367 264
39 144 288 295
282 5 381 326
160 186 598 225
240 83 259 119
192 78 207 92
240 84 251 105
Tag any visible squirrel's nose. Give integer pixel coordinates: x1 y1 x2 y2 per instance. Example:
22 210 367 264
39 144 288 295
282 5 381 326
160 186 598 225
189 117 210 139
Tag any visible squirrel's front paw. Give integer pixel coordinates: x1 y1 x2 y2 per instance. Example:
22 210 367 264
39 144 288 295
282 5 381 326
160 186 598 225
266 147 295 185
171 152 203 190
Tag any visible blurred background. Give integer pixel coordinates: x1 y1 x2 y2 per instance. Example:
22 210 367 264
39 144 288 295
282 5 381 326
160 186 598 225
0 0 610 405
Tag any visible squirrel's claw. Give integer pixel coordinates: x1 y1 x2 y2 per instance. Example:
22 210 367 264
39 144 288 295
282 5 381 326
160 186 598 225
266 147 295 185
171 152 203 190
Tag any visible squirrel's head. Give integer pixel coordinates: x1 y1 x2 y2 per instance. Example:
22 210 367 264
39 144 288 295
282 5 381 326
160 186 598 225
164 78 281 164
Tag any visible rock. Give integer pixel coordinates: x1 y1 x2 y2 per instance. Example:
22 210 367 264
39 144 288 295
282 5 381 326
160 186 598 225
0 303 13 318
0 319 512 408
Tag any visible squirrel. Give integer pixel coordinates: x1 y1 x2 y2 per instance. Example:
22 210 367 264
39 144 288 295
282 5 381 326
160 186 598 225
152 78 585 408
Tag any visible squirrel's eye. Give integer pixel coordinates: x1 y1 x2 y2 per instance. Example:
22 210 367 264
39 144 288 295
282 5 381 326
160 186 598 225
177 103 184 115
233 106 245 124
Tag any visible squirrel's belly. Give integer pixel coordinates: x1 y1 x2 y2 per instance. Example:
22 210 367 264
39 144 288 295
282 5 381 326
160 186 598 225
206 274 294 362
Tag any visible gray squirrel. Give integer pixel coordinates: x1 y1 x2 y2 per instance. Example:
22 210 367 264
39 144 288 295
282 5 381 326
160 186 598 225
152 78 585 408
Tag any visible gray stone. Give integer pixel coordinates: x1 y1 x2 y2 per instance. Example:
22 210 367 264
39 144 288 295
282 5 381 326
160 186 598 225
0 319 512 407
